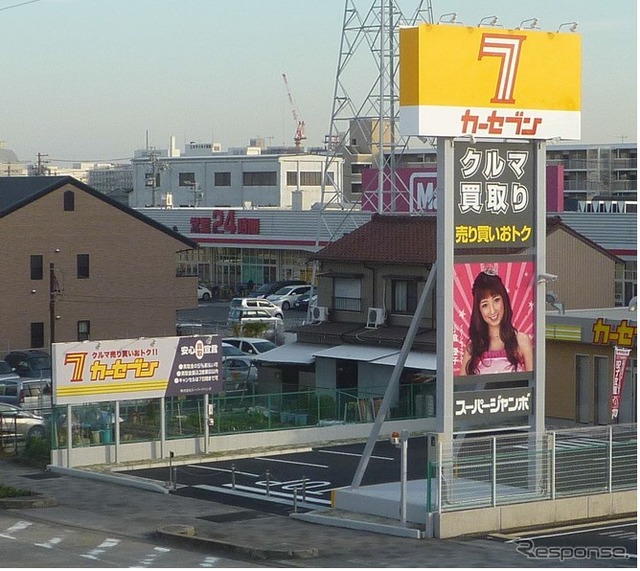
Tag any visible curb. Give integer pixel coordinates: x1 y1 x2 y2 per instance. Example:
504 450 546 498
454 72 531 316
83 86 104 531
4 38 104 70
156 524 319 560
0 495 58 509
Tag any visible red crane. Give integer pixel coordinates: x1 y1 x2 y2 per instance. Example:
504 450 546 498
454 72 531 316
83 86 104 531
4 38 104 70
282 73 306 148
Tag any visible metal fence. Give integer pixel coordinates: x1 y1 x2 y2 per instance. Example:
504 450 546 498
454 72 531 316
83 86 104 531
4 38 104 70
428 424 637 512
33 382 434 450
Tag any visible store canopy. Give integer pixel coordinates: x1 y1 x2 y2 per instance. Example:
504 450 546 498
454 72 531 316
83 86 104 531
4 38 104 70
255 343 337 365
371 351 438 370
313 345 399 362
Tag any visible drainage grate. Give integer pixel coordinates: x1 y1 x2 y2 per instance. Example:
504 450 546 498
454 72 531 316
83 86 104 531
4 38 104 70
198 511 270 523
22 472 62 480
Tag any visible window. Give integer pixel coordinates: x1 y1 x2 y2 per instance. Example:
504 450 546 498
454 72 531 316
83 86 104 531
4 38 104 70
30 322 44 348
63 190 75 211
77 320 90 341
286 171 322 186
243 171 277 186
145 172 160 188
215 172 231 186
77 254 90 279
334 278 361 311
392 280 418 314
30 255 43 280
178 172 196 187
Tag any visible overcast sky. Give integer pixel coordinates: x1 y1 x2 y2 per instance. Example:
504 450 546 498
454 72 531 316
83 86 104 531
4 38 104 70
0 0 636 166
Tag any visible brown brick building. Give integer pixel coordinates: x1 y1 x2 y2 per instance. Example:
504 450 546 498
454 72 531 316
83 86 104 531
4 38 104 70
0 176 197 352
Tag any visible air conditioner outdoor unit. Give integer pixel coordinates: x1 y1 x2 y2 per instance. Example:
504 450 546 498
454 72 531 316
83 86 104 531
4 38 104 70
311 306 329 322
366 307 386 328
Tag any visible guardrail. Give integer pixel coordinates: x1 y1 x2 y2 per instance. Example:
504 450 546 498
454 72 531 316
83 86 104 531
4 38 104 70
428 424 637 512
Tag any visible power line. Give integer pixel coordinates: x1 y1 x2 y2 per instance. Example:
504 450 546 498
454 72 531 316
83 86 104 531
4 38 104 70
48 157 134 163
0 0 42 13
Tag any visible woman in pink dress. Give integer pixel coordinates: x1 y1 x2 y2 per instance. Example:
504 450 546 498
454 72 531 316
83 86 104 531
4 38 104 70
459 270 533 376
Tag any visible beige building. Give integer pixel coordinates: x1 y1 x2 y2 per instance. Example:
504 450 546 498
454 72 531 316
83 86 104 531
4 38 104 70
546 307 637 424
0 176 197 352
545 216 620 310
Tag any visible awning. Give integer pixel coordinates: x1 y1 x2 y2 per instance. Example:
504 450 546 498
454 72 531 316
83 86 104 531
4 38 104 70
255 343 337 365
371 351 438 370
313 345 399 362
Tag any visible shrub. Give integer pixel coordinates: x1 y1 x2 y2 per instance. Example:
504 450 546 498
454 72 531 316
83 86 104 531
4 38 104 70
18 436 50 469
0 484 33 498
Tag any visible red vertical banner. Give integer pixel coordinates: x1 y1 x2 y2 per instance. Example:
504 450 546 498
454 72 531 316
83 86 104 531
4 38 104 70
611 346 631 420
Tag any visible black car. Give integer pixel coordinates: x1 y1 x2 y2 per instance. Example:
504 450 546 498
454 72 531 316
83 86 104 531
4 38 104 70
252 280 306 299
4 350 51 379
293 291 318 311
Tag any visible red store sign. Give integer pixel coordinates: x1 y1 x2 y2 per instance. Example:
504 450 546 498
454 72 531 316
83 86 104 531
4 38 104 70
190 210 260 235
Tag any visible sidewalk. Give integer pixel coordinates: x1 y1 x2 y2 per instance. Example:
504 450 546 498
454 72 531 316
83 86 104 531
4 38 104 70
0 457 569 567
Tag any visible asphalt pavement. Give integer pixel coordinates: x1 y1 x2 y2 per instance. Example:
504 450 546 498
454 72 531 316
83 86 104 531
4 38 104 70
0 455 625 568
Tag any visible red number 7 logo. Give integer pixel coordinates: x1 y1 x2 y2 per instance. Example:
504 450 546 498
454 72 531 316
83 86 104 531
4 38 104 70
479 33 527 104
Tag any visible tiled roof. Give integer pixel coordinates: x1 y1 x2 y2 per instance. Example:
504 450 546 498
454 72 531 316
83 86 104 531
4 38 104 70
312 214 438 264
312 213 624 265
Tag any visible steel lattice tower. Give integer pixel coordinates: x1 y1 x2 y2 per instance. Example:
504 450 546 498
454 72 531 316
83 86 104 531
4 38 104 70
317 0 433 228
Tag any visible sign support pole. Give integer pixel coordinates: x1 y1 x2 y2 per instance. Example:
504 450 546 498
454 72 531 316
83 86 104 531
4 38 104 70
436 137 455 441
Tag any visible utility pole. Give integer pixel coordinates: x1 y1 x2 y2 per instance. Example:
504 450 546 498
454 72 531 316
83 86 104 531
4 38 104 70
146 150 166 207
49 262 56 345
36 153 49 175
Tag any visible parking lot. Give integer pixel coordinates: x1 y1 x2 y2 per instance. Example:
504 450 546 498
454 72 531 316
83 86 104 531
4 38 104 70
177 298 308 338
126 437 429 515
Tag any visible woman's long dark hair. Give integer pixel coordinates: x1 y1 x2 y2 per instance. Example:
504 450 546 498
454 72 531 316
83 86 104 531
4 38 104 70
466 271 521 374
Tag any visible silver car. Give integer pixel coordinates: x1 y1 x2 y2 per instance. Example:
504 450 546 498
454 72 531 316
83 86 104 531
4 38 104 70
222 337 277 355
229 298 284 319
0 402 46 440
266 284 312 310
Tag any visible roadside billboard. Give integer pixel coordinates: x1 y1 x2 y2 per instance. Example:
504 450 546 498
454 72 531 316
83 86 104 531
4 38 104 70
52 335 222 405
454 140 536 249
400 24 581 139
453 259 535 378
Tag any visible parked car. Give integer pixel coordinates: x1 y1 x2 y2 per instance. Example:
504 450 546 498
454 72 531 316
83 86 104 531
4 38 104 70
0 402 46 440
4 350 51 379
0 360 20 382
221 342 251 358
293 290 318 311
0 377 51 411
197 285 212 301
221 356 258 394
267 284 313 310
222 337 277 355
228 298 284 319
251 280 306 299
227 308 284 329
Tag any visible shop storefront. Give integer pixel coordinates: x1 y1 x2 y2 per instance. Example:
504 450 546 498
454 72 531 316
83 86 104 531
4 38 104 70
546 307 637 424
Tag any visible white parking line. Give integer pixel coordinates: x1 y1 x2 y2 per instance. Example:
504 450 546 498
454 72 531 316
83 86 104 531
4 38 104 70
194 483 332 506
188 464 259 477
318 449 395 461
255 457 329 468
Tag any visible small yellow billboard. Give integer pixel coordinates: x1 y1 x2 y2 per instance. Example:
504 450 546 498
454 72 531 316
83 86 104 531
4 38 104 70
399 24 581 140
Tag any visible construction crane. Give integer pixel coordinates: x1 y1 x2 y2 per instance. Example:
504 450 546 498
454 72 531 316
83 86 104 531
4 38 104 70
282 73 306 148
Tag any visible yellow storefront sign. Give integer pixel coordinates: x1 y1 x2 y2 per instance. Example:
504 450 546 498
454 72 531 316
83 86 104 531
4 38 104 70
400 24 581 140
